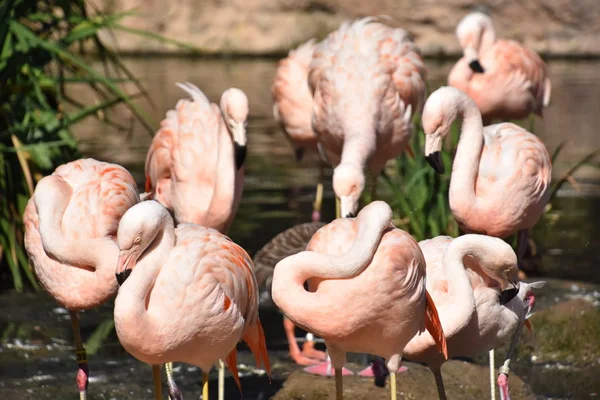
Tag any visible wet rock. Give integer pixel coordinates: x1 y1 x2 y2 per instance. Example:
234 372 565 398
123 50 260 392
272 360 534 399
94 0 600 57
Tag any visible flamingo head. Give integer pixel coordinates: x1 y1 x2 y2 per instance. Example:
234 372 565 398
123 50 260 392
115 201 169 285
333 163 364 218
456 12 495 74
220 88 249 170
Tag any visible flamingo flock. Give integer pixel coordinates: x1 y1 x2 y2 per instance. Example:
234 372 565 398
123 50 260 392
23 11 551 400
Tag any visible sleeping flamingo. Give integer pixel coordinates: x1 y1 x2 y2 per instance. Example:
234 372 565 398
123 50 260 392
422 86 551 400
403 235 541 399
272 39 327 222
309 18 427 218
272 201 448 400
145 82 248 396
113 200 270 400
448 12 551 123
253 222 328 366
145 82 247 233
23 158 139 400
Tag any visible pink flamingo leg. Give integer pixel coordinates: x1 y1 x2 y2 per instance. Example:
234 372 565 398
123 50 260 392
70 312 89 400
284 317 323 366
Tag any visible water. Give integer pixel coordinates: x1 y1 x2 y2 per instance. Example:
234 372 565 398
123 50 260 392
2 58 599 399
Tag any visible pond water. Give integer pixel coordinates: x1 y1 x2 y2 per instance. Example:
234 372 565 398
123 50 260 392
1 58 599 399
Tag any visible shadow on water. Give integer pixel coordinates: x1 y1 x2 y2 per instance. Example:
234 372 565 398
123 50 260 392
2 57 599 399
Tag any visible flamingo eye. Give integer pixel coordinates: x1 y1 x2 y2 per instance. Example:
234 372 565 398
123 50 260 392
134 237 141 244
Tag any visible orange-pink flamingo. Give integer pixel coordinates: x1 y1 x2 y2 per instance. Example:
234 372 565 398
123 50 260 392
253 222 328 366
23 158 139 400
448 12 551 123
422 86 551 400
271 201 448 400
404 235 542 399
145 82 247 233
309 18 427 218
113 200 270 400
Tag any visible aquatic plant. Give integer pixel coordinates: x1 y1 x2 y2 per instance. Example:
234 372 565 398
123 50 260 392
0 0 175 292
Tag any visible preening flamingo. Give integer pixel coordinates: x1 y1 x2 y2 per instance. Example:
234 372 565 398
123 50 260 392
448 12 551 123
253 222 328 366
309 18 427 218
113 200 271 400
422 86 551 400
271 201 447 400
272 39 326 222
23 158 139 400
403 235 541 400
145 82 248 233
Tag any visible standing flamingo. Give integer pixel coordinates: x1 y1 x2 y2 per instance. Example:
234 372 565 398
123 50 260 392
145 82 248 233
253 222 328 366
309 18 427 218
448 12 551 123
422 86 551 400
272 201 448 400
113 200 271 400
403 235 541 399
23 158 139 400
272 39 327 222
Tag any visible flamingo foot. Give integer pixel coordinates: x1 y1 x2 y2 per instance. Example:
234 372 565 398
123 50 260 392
76 363 89 400
498 373 510 400
301 340 328 361
304 361 354 376
167 379 183 400
290 344 325 366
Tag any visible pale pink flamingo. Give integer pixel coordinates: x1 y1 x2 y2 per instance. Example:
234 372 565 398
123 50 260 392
271 201 448 400
309 18 427 218
23 158 139 400
422 86 551 400
253 222 328 366
113 200 271 400
145 82 248 233
272 39 328 223
403 235 541 399
448 12 551 123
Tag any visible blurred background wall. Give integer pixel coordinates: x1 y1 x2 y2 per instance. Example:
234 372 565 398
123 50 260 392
96 0 600 56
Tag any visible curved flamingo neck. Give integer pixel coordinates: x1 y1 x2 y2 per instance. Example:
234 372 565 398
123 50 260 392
271 201 392 334
340 129 376 168
34 176 117 271
449 96 484 209
479 24 496 54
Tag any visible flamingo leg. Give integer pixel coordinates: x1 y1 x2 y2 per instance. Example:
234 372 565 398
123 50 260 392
69 311 89 400
201 371 209 400
283 317 323 365
312 166 324 222
218 359 225 400
165 362 182 400
390 372 397 400
432 367 447 400
489 349 496 400
335 196 341 219
335 368 343 400
152 365 163 400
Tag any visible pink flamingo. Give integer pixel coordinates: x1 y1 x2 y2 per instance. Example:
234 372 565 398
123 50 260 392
272 38 327 223
422 86 551 400
145 82 248 233
253 222 328 366
404 235 541 400
113 200 271 400
23 158 139 400
309 18 427 218
271 201 448 400
448 12 551 123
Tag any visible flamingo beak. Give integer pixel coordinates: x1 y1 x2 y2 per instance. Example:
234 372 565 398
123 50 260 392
468 60 485 73
340 196 357 219
499 284 519 306
424 134 444 174
116 251 136 286
232 122 247 170
464 46 485 73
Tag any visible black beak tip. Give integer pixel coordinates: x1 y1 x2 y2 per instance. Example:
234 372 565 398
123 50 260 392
344 212 356 218
469 60 485 74
234 143 247 170
425 151 445 174
499 287 519 306
116 269 132 286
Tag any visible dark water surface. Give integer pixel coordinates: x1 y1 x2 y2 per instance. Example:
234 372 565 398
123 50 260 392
2 58 599 399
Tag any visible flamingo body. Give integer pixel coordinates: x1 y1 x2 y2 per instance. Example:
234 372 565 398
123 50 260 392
448 12 551 121
145 83 247 233
24 158 139 310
